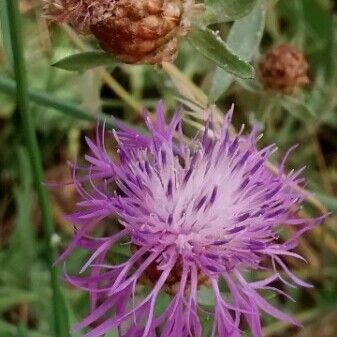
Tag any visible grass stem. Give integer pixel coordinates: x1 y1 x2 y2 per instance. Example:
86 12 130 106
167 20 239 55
5 1 69 336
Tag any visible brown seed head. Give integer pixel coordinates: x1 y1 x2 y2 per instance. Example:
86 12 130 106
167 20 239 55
91 0 194 64
258 44 310 94
43 0 107 33
44 0 194 64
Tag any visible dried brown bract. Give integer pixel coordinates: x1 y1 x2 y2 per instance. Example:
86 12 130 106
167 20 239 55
258 44 310 94
44 0 194 64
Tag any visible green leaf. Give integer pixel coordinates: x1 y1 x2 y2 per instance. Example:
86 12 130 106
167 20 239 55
6 148 36 287
52 51 117 72
188 25 254 79
57 288 72 337
0 0 13 67
315 192 337 213
281 95 316 122
301 0 334 80
209 0 265 102
202 0 258 25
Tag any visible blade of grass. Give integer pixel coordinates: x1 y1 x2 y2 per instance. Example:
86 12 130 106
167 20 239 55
0 76 113 127
0 0 13 67
5 1 70 336
0 76 144 133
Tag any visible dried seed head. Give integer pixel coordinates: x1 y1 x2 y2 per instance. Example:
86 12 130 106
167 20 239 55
91 0 193 64
43 0 117 33
258 44 310 94
44 0 194 64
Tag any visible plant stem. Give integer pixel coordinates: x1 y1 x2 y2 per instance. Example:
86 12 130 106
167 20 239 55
1 67 328 216
0 76 112 126
61 24 143 113
0 76 143 132
5 1 68 336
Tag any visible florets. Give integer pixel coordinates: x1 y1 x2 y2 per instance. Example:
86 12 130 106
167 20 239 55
62 102 322 337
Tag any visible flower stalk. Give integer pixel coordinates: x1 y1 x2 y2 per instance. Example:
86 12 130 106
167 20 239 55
5 1 69 336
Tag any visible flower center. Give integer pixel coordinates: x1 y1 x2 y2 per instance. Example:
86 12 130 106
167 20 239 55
132 245 209 295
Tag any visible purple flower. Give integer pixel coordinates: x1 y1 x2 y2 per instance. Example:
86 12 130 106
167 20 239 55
63 102 322 337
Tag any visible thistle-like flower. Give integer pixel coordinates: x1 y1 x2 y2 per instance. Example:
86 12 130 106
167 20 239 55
63 102 322 337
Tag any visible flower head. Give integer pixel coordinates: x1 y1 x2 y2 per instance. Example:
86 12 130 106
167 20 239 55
43 0 194 64
63 102 322 337
43 0 117 33
258 44 310 94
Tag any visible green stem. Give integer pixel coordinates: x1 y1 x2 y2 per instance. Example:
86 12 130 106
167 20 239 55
0 76 144 132
61 24 143 113
5 1 69 337
0 76 113 126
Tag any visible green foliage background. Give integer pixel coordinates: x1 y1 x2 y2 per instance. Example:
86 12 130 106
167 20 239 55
0 0 337 336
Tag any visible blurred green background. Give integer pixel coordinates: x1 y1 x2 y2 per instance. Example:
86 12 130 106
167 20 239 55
1 0 337 336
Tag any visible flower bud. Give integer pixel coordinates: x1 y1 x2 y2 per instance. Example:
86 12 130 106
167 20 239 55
258 44 310 94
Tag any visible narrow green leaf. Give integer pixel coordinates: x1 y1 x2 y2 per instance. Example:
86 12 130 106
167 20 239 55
301 0 334 79
315 192 337 212
202 0 258 25
0 76 112 127
209 0 265 102
6 148 36 286
53 51 117 72
4 1 71 336
281 95 316 122
188 25 254 79
57 288 72 337
0 0 13 67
